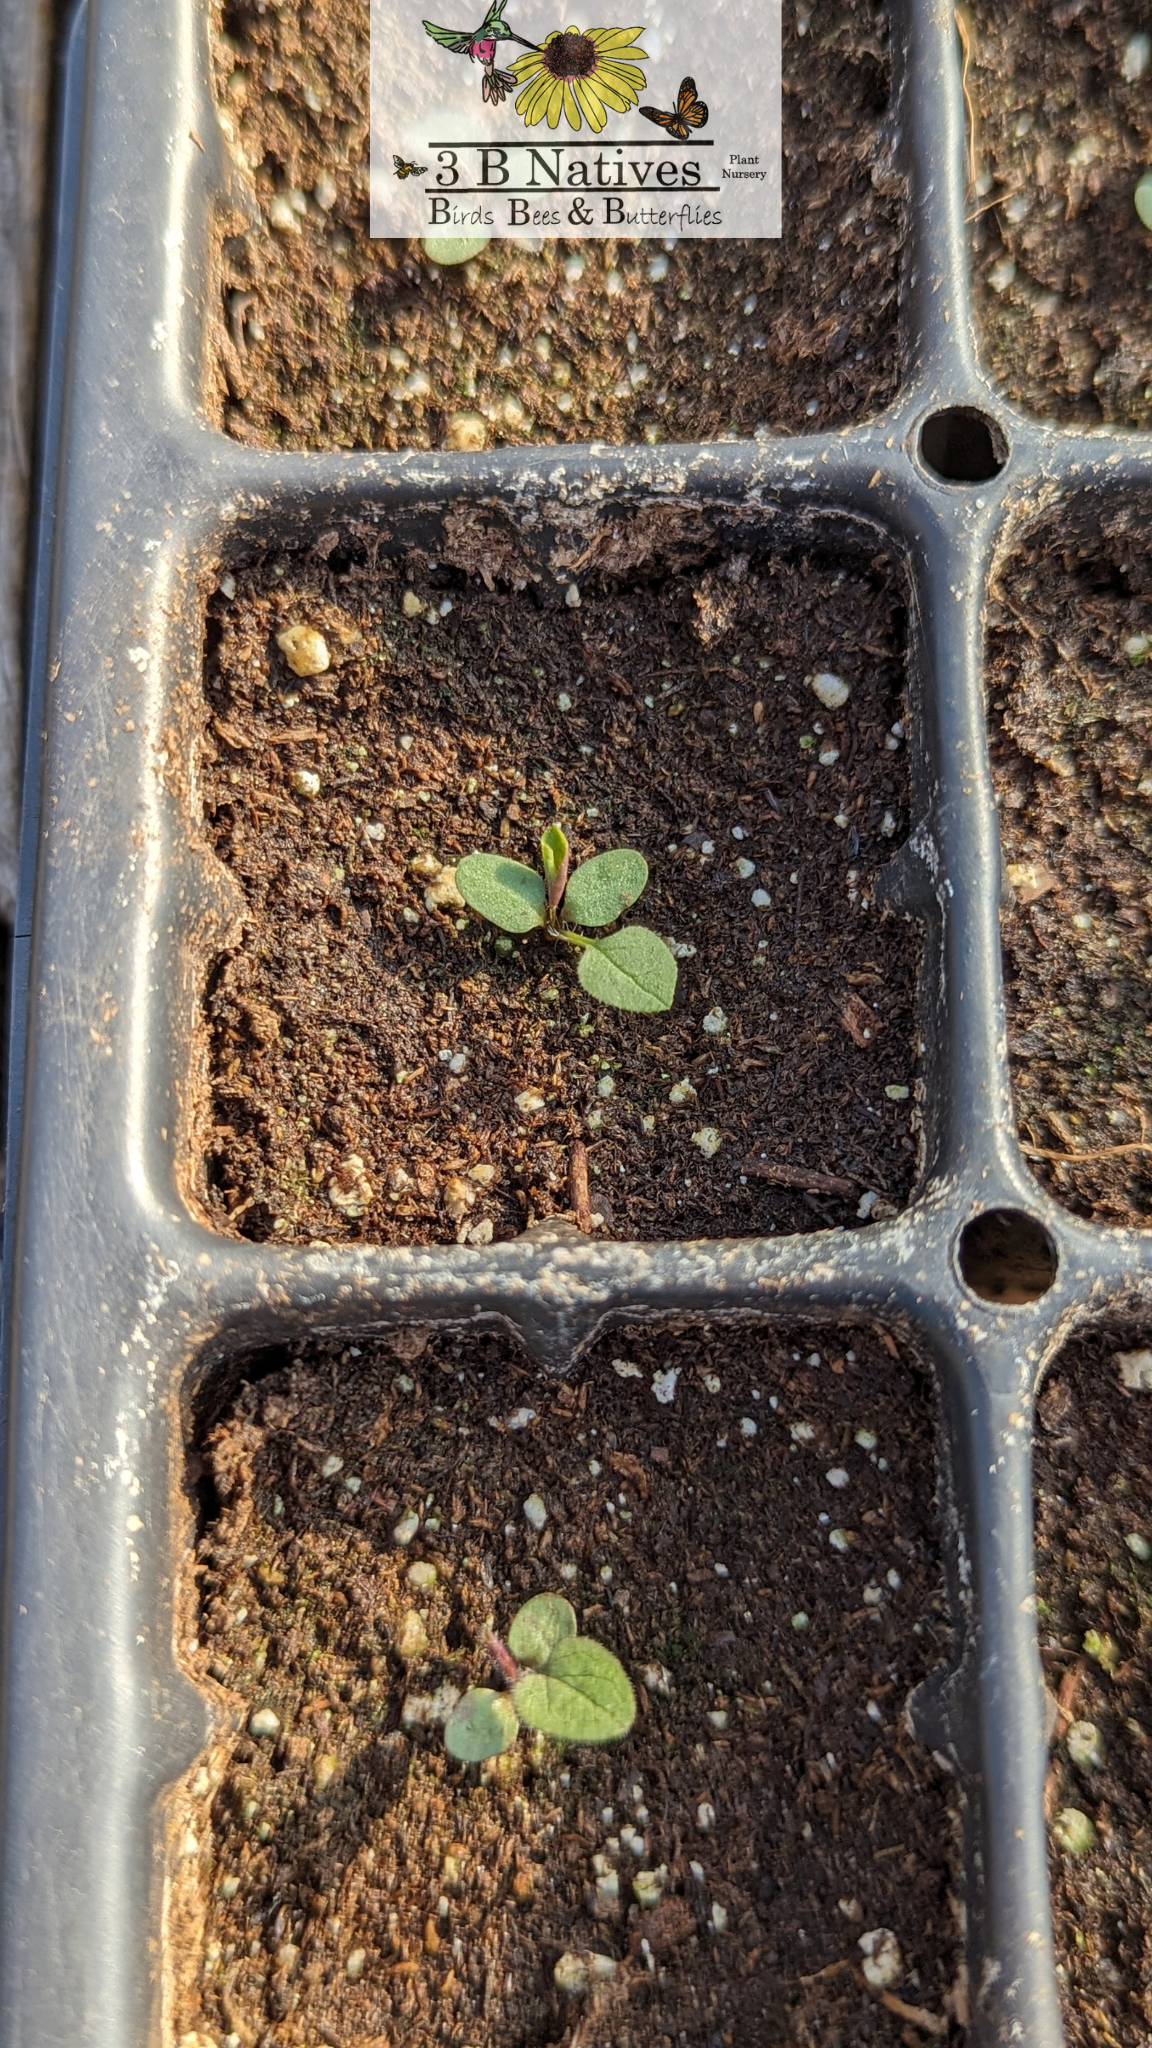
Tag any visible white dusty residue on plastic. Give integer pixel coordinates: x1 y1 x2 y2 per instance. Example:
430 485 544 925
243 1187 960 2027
104 1254 185 1579
953 1315 989 1344
90 520 194 1563
240 1224 924 1377
909 819 939 879
908 819 953 1024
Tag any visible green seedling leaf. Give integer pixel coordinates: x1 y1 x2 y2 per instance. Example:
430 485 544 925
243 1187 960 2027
562 848 649 928
1052 1806 1097 1857
540 825 570 912
513 1636 636 1743
1066 1720 1104 1773
1083 1628 1122 1676
576 926 678 1013
507 1593 577 1669
444 1686 520 1762
456 853 546 933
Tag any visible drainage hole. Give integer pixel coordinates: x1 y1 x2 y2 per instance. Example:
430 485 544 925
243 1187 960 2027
957 1208 1056 1304
919 407 1007 484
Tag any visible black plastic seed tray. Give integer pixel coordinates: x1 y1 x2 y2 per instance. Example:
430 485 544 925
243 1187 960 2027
5 0 1152 2042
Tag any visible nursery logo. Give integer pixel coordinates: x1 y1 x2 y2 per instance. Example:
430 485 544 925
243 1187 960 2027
370 0 780 239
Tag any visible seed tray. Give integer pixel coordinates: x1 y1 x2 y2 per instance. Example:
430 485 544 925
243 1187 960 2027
5 1 1152 2044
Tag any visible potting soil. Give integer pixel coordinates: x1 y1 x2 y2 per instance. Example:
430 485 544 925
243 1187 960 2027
175 1321 962 2046
208 0 904 450
1035 1324 1152 2047
967 0 1152 431
989 508 1152 1226
199 536 918 1247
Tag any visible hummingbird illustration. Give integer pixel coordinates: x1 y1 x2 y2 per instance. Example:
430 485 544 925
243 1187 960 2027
423 0 538 105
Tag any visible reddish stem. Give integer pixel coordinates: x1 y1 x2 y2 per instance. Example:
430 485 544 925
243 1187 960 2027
487 1632 520 1685
546 847 570 916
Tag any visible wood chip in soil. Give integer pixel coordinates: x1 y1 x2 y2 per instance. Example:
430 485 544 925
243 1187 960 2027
989 504 1152 1225
173 1320 962 2048
208 0 905 451
198 536 919 1247
1035 1321 1152 2047
967 0 1152 429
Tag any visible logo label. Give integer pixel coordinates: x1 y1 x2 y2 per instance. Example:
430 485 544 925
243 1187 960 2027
371 1 781 240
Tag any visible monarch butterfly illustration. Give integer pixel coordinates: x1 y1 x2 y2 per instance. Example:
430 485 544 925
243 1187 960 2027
393 153 430 179
638 75 708 140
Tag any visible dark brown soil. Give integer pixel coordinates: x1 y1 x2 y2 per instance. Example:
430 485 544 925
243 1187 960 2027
988 509 1152 1224
208 0 905 451
198 533 919 1248
1035 1323 1152 2046
967 0 1152 430
176 1320 962 2048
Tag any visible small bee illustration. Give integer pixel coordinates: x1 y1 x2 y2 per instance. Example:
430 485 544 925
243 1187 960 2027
393 153 430 180
638 76 708 140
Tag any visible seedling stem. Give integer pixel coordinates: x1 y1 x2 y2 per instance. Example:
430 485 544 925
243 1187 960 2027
455 826 678 1014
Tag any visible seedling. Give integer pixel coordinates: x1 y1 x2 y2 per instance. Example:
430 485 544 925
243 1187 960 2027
455 826 678 1013
444 1593 636 1761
